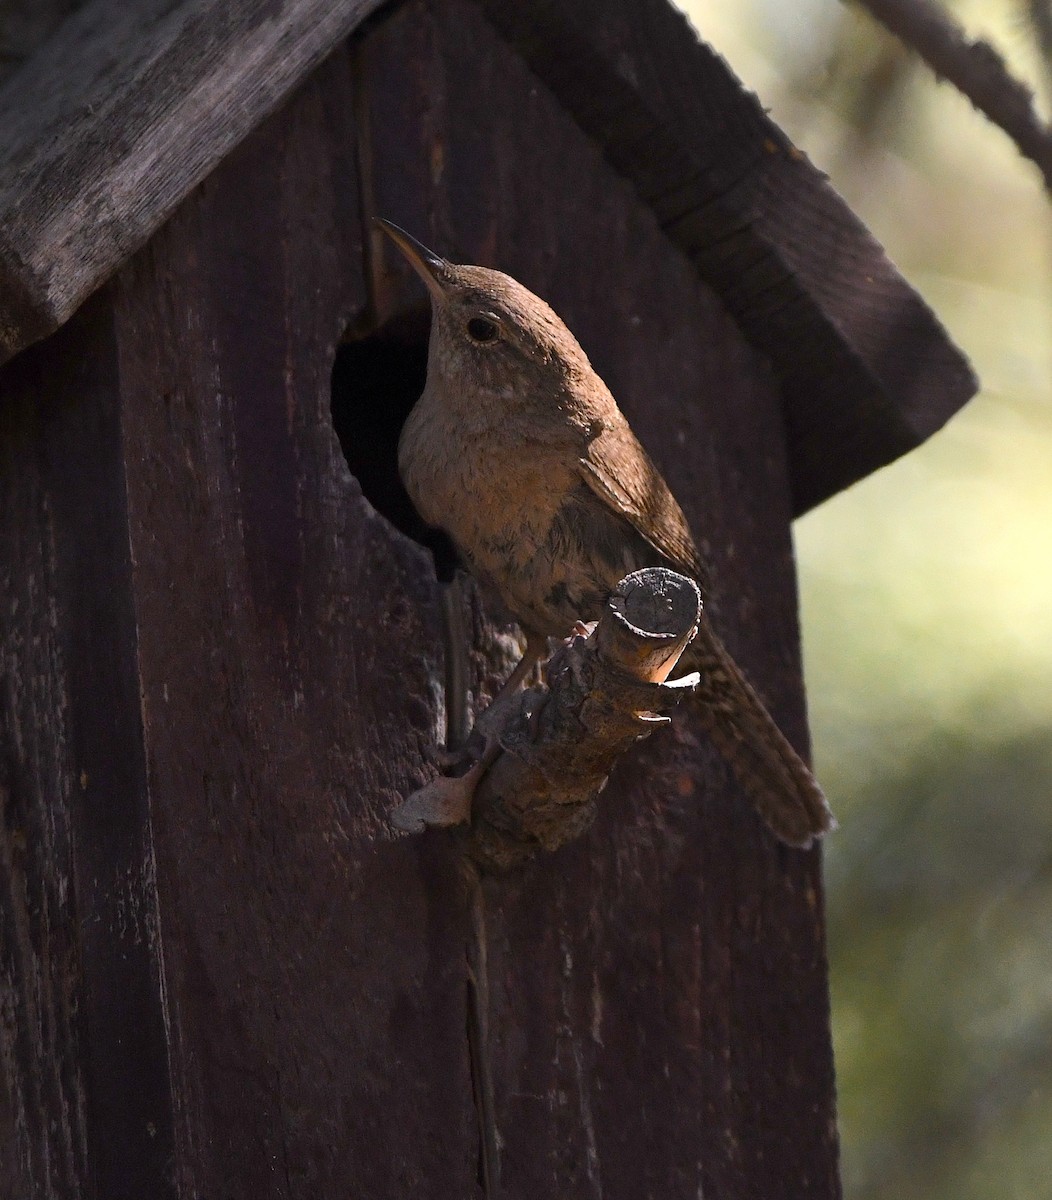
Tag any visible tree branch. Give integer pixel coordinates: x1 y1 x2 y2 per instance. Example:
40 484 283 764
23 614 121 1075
392 568 702 873
1027 0 1052 101
851 0 1052 192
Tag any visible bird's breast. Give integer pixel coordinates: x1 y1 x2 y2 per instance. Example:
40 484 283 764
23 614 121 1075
398 389 602 632
399 391 572 552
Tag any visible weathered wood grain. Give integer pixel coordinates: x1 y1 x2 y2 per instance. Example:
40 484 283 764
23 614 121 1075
477 0 977 513
0 296 176 1200
112 49 476 1198
359 2 839 1196
0 0 384 366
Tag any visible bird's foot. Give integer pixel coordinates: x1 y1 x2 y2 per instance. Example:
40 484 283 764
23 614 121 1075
422 740 469 772
545 620 595 694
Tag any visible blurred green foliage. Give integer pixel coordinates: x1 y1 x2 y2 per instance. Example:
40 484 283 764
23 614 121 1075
680 2 1052 1196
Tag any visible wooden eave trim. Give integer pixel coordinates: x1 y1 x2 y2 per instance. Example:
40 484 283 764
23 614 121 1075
476 0 978 512
0 0 977 511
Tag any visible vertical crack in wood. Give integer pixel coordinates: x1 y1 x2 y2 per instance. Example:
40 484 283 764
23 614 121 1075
463 861 500 1199
441 578 471 750
444 577 501 1195
348 33 381 336
352 29 498 1184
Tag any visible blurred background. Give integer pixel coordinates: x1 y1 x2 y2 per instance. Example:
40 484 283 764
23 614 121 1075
678 1 1052 1197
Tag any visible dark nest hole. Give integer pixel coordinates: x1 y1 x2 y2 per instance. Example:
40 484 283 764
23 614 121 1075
331 304 460 581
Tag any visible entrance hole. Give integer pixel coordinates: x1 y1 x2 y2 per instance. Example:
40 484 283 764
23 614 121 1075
330 304 459 581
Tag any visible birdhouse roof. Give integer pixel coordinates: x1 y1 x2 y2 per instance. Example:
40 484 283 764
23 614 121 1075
0 0 976 513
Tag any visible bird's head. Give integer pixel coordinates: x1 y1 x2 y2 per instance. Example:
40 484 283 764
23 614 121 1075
376 219 592 404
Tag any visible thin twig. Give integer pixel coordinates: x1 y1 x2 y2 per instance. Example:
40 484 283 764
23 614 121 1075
850 0 1052 191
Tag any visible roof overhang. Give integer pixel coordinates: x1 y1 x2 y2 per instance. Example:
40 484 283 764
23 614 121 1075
0 0 977 513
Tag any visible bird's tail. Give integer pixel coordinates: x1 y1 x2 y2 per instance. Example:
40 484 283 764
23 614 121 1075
683 618 835 848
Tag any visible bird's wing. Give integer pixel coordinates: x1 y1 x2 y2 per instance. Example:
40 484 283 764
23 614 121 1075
578 421 705 584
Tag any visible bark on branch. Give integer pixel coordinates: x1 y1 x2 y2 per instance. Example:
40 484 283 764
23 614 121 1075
851 0 1052 192
393 568 701 873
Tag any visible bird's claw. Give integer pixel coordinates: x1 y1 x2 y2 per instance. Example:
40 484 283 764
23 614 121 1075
422 741 467 772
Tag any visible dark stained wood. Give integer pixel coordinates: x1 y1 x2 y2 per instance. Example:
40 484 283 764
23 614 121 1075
0 295 176 1199
111 50 475 1198
0 0 385 366
477 0 978 514
359 2 839 1196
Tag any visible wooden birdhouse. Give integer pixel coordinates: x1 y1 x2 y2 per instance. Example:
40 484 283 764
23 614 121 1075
0 1 975 1197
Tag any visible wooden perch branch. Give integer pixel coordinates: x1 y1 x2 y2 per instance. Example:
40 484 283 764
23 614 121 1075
393 568 701 873
850 0 1052 192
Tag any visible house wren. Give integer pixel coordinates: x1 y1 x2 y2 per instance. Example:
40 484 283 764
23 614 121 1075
378 220 834 848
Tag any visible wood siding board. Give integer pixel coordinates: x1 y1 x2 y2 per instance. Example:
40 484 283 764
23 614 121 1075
112 50 474 1198
0 294 176 1200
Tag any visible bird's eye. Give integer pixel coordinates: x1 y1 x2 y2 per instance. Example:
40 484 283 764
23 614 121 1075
466 316 499 344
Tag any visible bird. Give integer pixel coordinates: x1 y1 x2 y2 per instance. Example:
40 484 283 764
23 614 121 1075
377 219 834 849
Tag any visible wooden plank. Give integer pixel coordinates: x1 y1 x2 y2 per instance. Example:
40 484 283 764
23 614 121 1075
361 1 839 1196
0 0 384 366
0 295 176 1199
477 0 978 513
111 49 476 1197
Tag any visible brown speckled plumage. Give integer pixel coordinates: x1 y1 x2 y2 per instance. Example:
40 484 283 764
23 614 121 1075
382 221 833 848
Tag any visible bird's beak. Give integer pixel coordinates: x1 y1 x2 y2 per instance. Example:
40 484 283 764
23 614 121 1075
374 219 450 298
